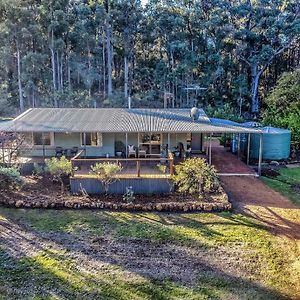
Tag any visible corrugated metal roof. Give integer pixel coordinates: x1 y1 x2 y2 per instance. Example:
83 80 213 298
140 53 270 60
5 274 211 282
1 108 261 133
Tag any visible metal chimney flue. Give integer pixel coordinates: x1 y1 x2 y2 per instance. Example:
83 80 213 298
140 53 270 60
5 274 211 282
190 106 200 121
128 96 131 109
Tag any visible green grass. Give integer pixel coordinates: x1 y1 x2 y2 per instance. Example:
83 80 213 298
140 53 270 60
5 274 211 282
262 167 300 206
0 208 298 299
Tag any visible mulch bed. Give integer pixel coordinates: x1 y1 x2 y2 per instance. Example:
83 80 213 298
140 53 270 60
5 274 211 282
0 176 231 212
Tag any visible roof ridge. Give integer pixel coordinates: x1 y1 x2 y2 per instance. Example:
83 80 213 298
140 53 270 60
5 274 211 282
13 108 33 121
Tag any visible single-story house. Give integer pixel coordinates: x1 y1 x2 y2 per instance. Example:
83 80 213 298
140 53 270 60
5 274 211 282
0 107 263 175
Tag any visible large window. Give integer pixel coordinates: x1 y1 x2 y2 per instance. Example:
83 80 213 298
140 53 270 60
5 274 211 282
32 132 52 146
140 133 161 143
81 132 102 146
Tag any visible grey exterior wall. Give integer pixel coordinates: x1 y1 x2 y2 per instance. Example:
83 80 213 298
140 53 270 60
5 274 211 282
20 132 115 157
70 177 174 194
19 132 189 158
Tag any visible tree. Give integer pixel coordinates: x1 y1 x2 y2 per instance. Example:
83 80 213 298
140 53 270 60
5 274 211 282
0 0 299 115
233 0 300 114
45 156 73 194
90 162 122 193
262 69 300 145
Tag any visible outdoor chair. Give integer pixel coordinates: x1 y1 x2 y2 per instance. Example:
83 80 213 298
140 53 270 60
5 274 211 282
63 148 69 157
55 147 63 157
128 145 136 158
70 147 79 157
138 146 147 158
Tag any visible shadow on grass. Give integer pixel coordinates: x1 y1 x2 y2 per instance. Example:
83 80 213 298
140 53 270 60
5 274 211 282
0 208 293 299
0 243 289 300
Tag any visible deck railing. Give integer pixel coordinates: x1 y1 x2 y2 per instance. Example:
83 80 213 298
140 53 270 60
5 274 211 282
71 152 175 178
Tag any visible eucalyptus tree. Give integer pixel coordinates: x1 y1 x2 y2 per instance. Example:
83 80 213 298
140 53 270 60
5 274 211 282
232 0 300 114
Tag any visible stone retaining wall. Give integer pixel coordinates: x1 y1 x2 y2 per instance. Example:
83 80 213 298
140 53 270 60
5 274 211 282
0 198 231 212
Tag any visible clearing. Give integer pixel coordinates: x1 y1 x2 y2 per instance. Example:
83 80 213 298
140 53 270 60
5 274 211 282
0 198 299 299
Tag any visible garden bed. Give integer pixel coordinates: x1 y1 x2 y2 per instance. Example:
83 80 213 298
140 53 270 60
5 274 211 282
0 176 231 212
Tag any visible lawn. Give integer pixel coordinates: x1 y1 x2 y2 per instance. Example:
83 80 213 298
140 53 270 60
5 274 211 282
0 208 299 300
262 167 300 206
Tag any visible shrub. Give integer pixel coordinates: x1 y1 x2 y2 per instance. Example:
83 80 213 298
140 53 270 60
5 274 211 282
33 163 45 176
90 162 122 193
172 158 219 199
262 70 300 146
206 103 244 123
0 167 22 190
157 163 167 174
123 186 135 203
45 156 73 193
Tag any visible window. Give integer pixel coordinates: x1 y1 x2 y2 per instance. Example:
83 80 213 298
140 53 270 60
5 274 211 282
32 132 51 146
140 133 161 143
81 132 102 146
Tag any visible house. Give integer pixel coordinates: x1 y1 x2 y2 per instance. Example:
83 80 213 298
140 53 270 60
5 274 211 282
0 108 263 193
0 107 261 157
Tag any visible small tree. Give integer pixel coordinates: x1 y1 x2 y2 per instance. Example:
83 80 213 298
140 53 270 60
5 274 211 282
0 167 22 190
262 70 300 147
90 162 122 194
172 158 219 199
45 156 73 194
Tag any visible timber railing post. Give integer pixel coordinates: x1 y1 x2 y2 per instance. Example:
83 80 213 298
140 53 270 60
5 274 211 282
168 152 174 175
137 160 141 177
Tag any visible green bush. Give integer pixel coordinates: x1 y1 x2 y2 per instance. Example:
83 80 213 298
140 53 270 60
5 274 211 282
172 158 219 199
90 162 122 193
45 156 73 193
0 167 22 190
206 103 244 122
262 70 300 145
33 163 46 176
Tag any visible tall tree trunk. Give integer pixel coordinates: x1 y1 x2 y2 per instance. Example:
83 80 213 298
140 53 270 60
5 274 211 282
50 30 58 107
56 51 60 91
60 52 63 90
250 64 260 114
106 23 113 96
124 55 128 98
67 54 71 90
102 38 106 99
16 41 24 112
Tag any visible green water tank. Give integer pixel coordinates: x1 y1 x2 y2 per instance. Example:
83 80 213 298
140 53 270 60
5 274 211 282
250 127 291 160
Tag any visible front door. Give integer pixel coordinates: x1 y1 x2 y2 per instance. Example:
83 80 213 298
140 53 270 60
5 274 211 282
191 133 203 153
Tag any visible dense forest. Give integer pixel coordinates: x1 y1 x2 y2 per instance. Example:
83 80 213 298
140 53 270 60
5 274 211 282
0 0 299 117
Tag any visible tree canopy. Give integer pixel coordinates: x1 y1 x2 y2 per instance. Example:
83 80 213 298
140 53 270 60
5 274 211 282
262 69 300 143
0 0 299 116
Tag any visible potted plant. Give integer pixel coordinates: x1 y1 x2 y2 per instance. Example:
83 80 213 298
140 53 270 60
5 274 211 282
115 140 125 157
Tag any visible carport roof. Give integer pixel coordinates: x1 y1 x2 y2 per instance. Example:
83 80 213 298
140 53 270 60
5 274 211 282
0 108 261 134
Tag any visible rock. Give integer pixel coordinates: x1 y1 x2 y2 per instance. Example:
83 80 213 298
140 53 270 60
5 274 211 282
42 201 49 208
183 205 189 212
64 201 73 208
8 200 15 207
15 200 24 208
156 204 163 211
270 160 280 166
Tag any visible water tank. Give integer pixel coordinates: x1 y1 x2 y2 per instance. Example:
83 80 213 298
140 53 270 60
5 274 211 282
250 127 291 160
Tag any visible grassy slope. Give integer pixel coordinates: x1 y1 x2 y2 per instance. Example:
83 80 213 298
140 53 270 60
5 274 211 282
0 208 298 300
262 167 300 206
